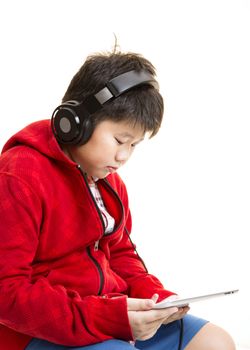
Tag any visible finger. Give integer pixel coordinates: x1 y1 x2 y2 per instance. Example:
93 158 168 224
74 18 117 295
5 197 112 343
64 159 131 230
177 306 190 316
151 293 159 303
127 298 155 311
144 307 179 323
167 307 189 322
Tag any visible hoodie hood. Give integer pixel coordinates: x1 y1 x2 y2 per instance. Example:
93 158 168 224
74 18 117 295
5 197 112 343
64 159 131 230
1 119 73 165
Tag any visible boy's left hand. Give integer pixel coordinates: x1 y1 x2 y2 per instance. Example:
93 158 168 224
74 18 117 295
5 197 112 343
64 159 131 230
162 305 190 324
151 294 190 325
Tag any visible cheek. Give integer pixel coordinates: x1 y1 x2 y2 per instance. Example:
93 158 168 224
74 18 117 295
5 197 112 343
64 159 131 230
85 142 113 164
92 137 115 155
72 136 115 165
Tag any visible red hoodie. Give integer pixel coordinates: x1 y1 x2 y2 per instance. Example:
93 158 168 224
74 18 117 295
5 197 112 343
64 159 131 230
0 120 174 349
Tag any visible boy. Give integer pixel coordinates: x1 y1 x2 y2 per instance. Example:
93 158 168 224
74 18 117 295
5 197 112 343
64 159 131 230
0 51 235 350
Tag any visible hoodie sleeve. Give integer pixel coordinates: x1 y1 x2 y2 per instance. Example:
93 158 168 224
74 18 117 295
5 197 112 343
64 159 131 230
0 173 133 346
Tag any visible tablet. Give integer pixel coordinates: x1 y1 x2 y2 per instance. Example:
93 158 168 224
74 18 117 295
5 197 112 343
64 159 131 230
153 289 239 309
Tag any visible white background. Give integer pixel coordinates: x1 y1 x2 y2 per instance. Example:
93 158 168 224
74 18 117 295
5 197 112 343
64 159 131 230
0 0 249 348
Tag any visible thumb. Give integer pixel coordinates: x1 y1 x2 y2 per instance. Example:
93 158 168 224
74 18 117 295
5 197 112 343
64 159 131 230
127 297 155 311
151 293 159 303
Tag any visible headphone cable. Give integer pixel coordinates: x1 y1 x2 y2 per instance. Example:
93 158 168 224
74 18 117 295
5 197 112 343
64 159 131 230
178 318 184 350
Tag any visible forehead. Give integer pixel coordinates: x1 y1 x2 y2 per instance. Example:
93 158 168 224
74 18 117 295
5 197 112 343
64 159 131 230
96 120 145 139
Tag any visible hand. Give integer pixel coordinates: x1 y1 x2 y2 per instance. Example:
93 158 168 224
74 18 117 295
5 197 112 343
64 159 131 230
162 306 190 324
155 294 190 324
127 297 178 341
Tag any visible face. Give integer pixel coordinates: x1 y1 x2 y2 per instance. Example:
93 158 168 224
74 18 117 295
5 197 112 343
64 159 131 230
66 120 145 179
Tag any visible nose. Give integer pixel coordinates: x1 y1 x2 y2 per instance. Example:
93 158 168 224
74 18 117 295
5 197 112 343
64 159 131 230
115 148 132 164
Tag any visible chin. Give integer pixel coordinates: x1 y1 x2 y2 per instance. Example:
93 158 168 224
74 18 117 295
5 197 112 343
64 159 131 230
100 173 110 179
93 170 109 179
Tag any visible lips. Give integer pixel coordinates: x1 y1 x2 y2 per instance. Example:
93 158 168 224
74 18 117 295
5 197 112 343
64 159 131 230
107 166 118 173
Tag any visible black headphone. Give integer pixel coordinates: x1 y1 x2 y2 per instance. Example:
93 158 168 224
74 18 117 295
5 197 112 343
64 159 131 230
51 69 157 145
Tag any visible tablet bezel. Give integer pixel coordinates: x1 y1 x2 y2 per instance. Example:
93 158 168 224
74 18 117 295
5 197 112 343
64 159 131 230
153 289 239 309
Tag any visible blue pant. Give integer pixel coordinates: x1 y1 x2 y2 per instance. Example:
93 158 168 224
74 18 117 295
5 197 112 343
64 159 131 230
25 314 208 350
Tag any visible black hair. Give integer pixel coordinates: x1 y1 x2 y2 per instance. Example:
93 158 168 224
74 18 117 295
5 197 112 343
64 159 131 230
62 51 164 137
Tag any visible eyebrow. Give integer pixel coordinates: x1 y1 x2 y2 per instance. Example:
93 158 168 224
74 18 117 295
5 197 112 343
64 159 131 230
116 132 144 142
116 132 134 138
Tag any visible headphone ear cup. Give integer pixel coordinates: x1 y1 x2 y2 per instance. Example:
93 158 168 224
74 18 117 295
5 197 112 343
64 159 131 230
52 101 95 145
51 106 83 144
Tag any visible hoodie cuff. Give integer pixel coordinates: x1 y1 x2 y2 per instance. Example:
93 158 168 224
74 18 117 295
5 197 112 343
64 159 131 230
82 294 133 341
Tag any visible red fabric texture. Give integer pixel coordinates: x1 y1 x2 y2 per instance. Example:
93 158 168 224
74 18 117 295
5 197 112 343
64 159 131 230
0 120 174 349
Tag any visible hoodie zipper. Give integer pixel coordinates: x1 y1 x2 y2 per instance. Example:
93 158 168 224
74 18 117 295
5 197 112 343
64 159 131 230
86 246 104 295
77 165 105 295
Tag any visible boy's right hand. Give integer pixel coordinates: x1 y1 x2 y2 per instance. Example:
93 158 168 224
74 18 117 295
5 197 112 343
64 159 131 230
127 297 178 341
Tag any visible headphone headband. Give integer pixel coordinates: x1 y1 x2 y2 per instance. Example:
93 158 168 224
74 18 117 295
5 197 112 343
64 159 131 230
51 69 157 145
82 70 158 114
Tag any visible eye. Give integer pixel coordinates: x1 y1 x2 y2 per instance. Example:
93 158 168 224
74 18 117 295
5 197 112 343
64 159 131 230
115 138 124 145
131 141 141 148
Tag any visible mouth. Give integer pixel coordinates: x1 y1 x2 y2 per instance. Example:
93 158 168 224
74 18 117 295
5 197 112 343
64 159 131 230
107 166 118 174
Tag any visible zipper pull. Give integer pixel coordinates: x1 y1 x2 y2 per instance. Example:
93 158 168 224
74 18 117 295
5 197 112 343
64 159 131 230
94 240 99 251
